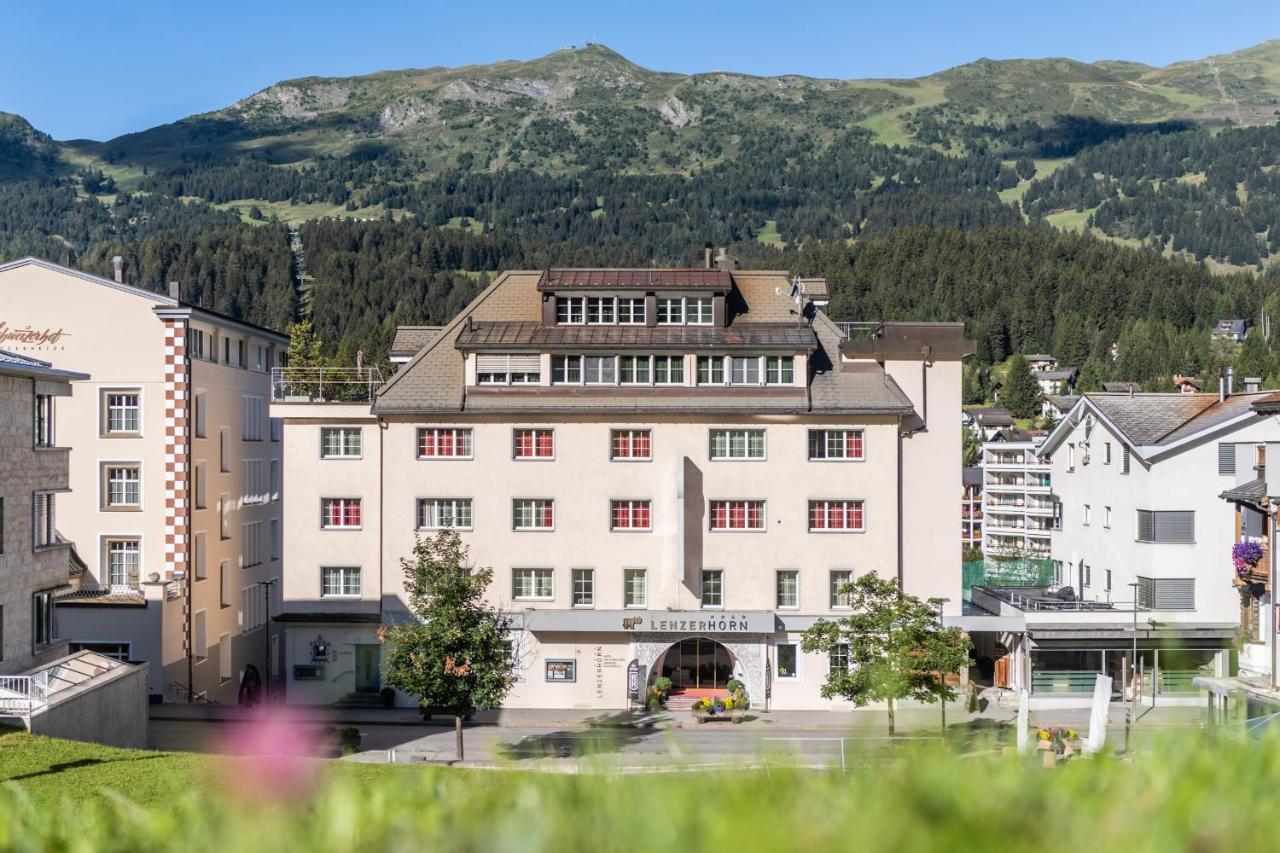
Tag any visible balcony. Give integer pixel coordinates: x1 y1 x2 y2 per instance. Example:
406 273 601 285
271 367 383 404
973 586 1146 614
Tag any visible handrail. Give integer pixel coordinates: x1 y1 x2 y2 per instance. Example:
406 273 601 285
0 673 49 715
271 366 383 403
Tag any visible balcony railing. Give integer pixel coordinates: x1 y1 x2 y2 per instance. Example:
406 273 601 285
271 367 383 404
974 586 1146 613
0 674 48 715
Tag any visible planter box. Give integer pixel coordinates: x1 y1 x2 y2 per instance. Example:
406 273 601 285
692 709 746 724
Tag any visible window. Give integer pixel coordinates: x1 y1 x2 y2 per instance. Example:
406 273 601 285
1219 443 1236 476
551 355 582 384
556 296 585 325
696 356 725 385
656 298 684 325
417 498 474 530
653 356 684 385
624 568 647 608
1104 506 1112 528
830 571 853 608
269 460 280 502
190 328 206 361
729 356 761 385
513 428 554 459
1067 444 1075 471
765 356 795 385
254 344 268 373
572 568 595 607
191 609 208 660
583 356 616 385
32 591 55 649
585 296 615 324
1083 505 1092 527
418 427 473 459
512 568 553 601
808 500 865 532
321 498 362 529
242 521 263 568
701 569 724 608
776 570 799 609
103 464 141 508
223 337 232 365
1122 447 1132 475
610 500 652 530
103 390 141 435
0 497 4 555
513 499 554 530
1136 576 1195 611
618 297 645 324
1136 510 1195 544
219 494 230 539
33 393 54 447
105 539 140 587
709 500 765 530
69 641 130 662
219 633 233 681
321 427 362 458
776 643 798 679
220 428 230 472
1105 569 1112 592
321 567 361 598
1084 564 1092 587
270 417 282 442
709 429 765 460
619 355 651 384
241 585 269 632
1104 442 1112 465
476 354 540 385
658 296 712 325
194 391 207 438
243 459 265 505
241 395 265 441
829 643 850 673
32 493 55 548
270 518 280 560
808 429 865 461
194 532 207 580
220 560 232 607
237 340 247 369
611 429 652 460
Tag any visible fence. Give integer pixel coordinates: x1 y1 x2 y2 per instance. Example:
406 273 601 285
0 673 49 716
962 558 1054 596
271 366 383 403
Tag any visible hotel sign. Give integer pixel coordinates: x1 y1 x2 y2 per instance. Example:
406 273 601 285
0 321 71 350
623 613 769 633
523 609 777 634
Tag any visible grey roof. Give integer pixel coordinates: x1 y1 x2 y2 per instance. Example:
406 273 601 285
1101 381 1141 393
1220 477 1267 507
389 325 443 359
455 320 816 351
1044 395 1078 413
0 348 88 382
1086 391 1272 447
1023 354 1056 362
962 466 984 487
992 427 1037 443
1036 368 1077 381
965 406 1014 426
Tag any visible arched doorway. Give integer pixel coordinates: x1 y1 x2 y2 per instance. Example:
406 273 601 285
656 637 736 695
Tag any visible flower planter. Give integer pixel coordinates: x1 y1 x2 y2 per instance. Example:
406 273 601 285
693 709 746 724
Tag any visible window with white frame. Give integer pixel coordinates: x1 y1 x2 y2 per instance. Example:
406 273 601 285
701 569 724 608
417 498 474 530
572 568 594 607
254 344 267 373
241 395 265 441
765 356 795 385
321 427 362 458
1104 506 1112 528
709 428 765 460
555 296 586 325
583 356 616 385
808 429 865 461
697 355 793 386
618 297 645 324
242 521 263 568
243 459 265 505
585 296 615 324
808 500 865 532
829 643 850 673
476 354 540 385
610 500 651 530
654 355 684 384
551 355 582 384
219 493 230 539
321 498 362 529
512 568 553 601
657 296 712 325
321 566 361 598
709 500 765 530
776 570 799 609
104 464 141 508
418 427 473 458
619 355 651 384
105 538 140 587
513 499 554 530
610 429 651 460
33 393 54 447
830 570 853 608
696 356 725 385
1083 504 1092 526
513 428 554 459
729 356 761 385
776 642 799 678
189 328 206 361
32 493 55 548
219 633 233 681
269 459 280 502
623 568 647 608
103 390 141 435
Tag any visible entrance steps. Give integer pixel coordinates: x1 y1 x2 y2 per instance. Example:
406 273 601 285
664 689 728 712
334 692 385 709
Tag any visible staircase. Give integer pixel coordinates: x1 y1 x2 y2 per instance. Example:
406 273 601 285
664 688 728 712
334 692 384 709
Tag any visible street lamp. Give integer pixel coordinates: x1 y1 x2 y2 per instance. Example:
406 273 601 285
1127 581 1140 752
936 597 952 733
259 578 278 704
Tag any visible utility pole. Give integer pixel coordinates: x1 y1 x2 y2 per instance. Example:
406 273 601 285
1128 581 1140 752
260 578 277 703
936 597 952 733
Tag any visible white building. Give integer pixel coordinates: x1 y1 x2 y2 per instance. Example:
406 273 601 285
981 429 1052 559
975 389 1278 706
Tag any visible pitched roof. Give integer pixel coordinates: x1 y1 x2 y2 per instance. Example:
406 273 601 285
1044 395 1079 412
455 320 815 351
1101 381 1142 393
1023 354 1056 362
539 268 731 291
1220 477 1267 508
1037 368 1077 381
965 406 1014 426
0 348 88 382
1078 391 1273 448
389 325 443 359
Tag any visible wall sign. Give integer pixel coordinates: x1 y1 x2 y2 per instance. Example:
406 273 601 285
0 321 71 350
627 659 644 700
622 613 770 633
545 659 577 682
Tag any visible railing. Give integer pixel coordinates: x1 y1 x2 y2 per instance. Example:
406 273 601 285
1031 670 1097 695
0 673 48 715
832 322 882 341
271 367 383 404
976 586 1145 613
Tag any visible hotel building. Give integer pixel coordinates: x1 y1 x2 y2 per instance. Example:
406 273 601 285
981 429 1053 559
272 260 970 711
0 258 287 704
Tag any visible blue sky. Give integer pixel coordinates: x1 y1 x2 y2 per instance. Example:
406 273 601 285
2 0 1276 140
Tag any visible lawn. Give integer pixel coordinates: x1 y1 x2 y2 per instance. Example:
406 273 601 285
6 728 1280 851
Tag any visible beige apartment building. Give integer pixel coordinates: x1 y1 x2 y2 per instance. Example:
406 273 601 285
272 260 970 711
0 350 87 674
0 258 287 704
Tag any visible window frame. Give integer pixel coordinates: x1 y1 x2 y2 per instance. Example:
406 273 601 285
700 569 724 609
103 537 141 588
101 462 143 511
623 568 648 609
829 570 854 609
571 568 595 608
610 499 652 531
708 499 767 531
512 498 555 531
512 427 555 460
416 498 475 531
708 428 767 461
610 429 652 462
416 427 474 460
512 567 554 602
100 388 142 437
33 392 55 448
807 429 866 462
808 500 866 533
775 641 800 680
320 566 362 599
320 427 363 459
320 497 363 530
776 569 800 610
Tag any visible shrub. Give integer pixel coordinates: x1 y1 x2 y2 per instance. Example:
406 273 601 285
653 676 673 697
726 679 743 694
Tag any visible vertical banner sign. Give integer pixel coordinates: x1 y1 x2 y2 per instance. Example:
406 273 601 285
627 659 642 701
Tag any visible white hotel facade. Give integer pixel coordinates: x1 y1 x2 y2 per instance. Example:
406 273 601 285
272 261 970 710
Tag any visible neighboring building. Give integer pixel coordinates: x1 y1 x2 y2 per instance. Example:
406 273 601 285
1023 355 1058 373
0 257 288 704
1034 367 1077 397
962 467 983 549
1173 374 1205 394
980 429 1052 560
0 350 88 673
1101 381 1141 394
389 326 443 366
963 406 1015 440
1041 395 1078 421
272 259 971 711
978 389 1280 706
1214 319 1249 342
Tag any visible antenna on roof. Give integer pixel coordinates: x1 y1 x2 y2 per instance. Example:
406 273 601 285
788 276 805 302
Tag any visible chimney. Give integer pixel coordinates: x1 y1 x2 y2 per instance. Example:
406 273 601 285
1219 370 1226 403
168 281 180 301
112 255 125 284
1227 365 1235 397
704 242 714 270
714 247 736 271
1245 376 1262 393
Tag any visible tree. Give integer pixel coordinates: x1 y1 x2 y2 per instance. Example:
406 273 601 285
801 573 972 736
1001 355 1042 419
382 530 515 760
286 320 324 368
962 426 982 466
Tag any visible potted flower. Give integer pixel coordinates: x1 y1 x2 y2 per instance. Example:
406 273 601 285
1233 540 1265 579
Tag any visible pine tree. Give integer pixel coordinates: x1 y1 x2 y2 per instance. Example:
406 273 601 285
1001 355 1043 419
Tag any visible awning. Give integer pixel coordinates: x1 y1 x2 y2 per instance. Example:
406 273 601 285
1220 477 1268 510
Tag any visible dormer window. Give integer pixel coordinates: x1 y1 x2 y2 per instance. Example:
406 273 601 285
697 355 795 386
556 296 646 325
477 354 540 385
657 296 713 326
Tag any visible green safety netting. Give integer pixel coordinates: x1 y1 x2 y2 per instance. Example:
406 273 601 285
962 558 1054 598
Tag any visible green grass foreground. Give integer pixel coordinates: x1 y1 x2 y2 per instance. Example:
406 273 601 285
1 728 1277 851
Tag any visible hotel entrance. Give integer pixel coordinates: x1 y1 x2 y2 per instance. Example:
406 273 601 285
659 637 734 693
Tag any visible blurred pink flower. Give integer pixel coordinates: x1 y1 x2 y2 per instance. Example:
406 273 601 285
217 706 324 801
